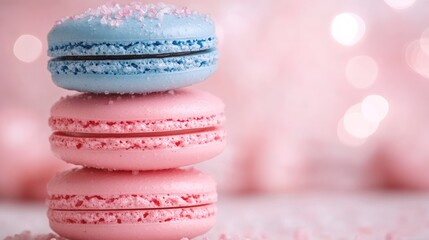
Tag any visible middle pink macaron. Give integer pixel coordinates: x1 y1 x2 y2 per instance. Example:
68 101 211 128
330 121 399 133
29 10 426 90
49 88 226 170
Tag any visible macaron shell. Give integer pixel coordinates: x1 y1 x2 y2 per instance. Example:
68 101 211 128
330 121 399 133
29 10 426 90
50 88 224 122
49 214 215 240
51 65 217 94
50 135 226 170
48 14 215 56
47 168 217 239
49 37 216 57
49 89 226 170
47 168 216 196
48 49 218 94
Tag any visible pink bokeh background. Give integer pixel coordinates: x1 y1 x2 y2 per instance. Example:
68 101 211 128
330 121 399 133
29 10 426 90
2 0 429 199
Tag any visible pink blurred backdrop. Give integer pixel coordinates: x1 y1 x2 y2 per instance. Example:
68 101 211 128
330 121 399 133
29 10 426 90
2 0 429 199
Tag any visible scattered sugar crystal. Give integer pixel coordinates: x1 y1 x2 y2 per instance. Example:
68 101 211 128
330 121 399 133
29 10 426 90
100 17 108 25
55 2 203 27
4 231 66 240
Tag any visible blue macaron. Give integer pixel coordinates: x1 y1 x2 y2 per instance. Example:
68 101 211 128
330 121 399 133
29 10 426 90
47 2 218 94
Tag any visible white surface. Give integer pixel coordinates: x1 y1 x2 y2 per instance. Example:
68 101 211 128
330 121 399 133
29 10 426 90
1 201 50 237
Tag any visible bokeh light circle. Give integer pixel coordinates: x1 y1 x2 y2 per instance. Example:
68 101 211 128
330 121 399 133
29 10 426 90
405 40 429 78
419 28 429 55
13 34 42 63
0 110 38 151
346 56 378 88
361 95 389 123
384 0 416 9
331 13 365 46
343 104 379 139
337 117 366 146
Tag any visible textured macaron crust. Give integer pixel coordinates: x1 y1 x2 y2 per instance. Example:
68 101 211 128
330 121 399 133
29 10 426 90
48 205 215 224
48 50 218 93
47 168 217 240
49 88 226 170
47 2 218 93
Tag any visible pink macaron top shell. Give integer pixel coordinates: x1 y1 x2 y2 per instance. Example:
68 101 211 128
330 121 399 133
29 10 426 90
47 168 217 210
49 89 225 133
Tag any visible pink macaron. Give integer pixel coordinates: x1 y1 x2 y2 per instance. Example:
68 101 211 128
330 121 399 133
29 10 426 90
47 167 217 240
49 88 226 170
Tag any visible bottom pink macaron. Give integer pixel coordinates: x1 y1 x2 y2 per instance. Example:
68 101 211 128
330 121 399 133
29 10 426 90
47 168 217 240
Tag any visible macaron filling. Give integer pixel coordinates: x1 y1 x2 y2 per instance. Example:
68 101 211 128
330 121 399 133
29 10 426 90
48 192 217 210
50 127 226 151
48 204 216 225
48 49 218 76
49 113 225 133
53 49 210 60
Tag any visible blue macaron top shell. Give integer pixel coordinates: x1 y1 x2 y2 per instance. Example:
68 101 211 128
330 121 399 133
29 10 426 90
48 3 216 57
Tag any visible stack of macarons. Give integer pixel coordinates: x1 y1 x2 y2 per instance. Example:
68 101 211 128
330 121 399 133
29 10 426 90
46 2 225 240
